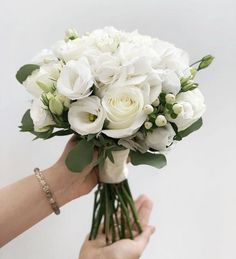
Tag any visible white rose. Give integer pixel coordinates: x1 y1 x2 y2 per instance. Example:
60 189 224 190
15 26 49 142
23 63 61 98
168 89 206 131
145 123 175 151
68 96 105 135
32 49 58 65
57 58 94 100
161 69 181 95
30 99 54 132
102 86 146 138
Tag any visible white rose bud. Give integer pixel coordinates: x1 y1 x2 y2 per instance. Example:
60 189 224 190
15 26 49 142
145 123 175 151
64 28 79 42
49 97 64 116
143 104 154 115
167 89 206 131
152 98 160 107
165 94 176 104
155 115 167 127
172 103 183 114
144 121 153 129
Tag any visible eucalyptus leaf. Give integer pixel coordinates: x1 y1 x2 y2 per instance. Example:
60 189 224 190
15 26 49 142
130 150 167 169
47 129 73 139
32 128 54 140
65 139 94 172
170 122 178 134
19 109 34 131
16 64 40 84
174 118 203 141
106 149 115 163
87 134 96 141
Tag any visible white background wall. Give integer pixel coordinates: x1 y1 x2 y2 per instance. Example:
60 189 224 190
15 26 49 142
0 0 235 258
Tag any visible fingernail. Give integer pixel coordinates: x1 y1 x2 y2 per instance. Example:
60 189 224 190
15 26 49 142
150 225 156 234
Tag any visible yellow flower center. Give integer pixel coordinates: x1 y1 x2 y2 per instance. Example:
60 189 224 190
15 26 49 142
88 113 97 122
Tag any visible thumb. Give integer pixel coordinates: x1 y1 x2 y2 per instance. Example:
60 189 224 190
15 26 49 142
135 225 155 253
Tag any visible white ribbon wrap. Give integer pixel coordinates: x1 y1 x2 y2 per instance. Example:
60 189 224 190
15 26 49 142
99 149 130 184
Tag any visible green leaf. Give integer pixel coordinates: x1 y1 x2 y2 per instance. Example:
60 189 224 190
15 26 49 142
174 118 203 141
106 149 115 163
16 64 40 84
65 139 94 172
19 109 34 131
32 128 54 140
87 134 96 141
130 150 167 169
47 129 73 139
170 122 178 134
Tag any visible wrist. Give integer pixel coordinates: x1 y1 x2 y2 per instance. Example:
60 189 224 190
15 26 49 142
42 165 75 207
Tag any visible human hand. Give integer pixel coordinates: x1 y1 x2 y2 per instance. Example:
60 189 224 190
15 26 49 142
43 135 98 206
79 195 155 259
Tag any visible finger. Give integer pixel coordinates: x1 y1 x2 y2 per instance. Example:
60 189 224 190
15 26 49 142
134 225 155 253
137 196 153 227
115 195 144 227
135 194 148 212
115 195 150 233
131 195 149 230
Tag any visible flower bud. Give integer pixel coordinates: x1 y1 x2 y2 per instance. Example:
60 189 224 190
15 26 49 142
64 28 79 42
143 104 154 115
190 67 197 78
36 81 54 93
173 103 183 114
165 94 175 104
46 92 54 100
152 98 160 107
58 94 71 109
198 55 214 70
49 97 63 116
144 121 153 129
155 115 167 127
41 93 49 106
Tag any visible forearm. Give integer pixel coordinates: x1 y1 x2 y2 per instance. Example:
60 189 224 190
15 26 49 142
0 166 71 247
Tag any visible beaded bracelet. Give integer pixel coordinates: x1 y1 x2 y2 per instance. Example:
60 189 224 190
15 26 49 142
34 168 60 215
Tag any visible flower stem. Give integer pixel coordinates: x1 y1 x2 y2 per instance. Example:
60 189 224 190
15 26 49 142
114 185 134 239
122 183 142 234
89 180 141 243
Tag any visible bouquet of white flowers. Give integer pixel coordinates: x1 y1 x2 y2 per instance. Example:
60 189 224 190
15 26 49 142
16 27 213 244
